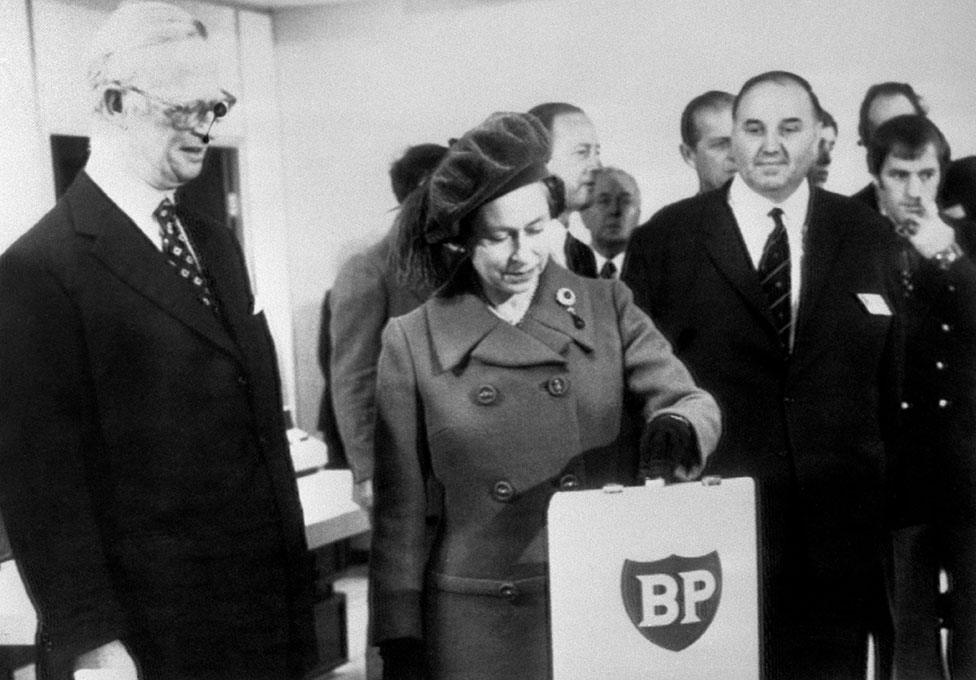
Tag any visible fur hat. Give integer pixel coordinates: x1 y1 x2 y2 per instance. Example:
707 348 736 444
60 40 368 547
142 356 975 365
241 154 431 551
424 112 551 244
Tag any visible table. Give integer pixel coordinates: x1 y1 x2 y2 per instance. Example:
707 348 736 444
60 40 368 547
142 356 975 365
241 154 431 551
0 466 370 673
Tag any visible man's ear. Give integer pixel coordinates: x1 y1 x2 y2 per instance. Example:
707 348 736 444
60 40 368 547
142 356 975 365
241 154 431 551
679 143 696 170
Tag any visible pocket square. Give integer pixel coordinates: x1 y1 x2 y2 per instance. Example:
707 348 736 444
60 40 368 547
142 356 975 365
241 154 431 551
856 293 892 316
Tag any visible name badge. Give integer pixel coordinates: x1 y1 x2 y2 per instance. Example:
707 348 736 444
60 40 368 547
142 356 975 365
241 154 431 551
856 293 892 316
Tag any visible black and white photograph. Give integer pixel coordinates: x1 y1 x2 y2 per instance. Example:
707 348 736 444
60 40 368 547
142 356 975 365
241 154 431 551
2 0 975 678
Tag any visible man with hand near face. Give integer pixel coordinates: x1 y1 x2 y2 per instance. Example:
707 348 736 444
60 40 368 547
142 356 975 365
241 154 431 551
579 167 641 278
527 102 602 273
868 115 976 680
678 90 737 194
0 4 316 679
624 71 903 679
854 82 928 209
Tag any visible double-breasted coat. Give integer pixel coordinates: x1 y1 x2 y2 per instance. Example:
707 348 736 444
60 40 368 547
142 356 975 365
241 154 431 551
0 172 317 680
623 183 904 680
369 261 720 679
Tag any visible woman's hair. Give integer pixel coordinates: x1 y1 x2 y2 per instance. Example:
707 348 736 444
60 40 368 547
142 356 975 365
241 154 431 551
393 183 459 291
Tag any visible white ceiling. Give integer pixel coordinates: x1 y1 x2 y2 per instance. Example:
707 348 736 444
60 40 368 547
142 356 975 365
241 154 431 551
217 0 364 10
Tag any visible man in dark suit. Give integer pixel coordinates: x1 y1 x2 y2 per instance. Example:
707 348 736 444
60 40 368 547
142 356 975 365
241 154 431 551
623 71 903 680
527 102 602 275
678 90 737 195
579 166 641 279
852 82 928 209
867 114 976 680
0 4 316 679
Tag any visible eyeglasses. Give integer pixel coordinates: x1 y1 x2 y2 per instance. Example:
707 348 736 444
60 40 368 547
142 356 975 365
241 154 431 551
124 85 237 131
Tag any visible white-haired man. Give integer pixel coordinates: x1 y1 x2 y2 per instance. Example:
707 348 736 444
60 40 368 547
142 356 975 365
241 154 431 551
0 4 317 679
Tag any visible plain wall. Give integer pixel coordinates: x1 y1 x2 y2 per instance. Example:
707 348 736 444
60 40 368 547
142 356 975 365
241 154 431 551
274 0 976 435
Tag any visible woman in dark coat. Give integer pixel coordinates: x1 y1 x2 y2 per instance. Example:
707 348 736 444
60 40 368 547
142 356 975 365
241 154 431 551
369 112 721 680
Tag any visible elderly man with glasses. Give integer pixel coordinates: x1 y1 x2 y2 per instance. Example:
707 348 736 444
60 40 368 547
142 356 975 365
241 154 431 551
0 4 317 679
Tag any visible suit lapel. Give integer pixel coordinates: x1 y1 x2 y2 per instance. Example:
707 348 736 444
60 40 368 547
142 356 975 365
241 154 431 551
701 192 779 334
795 188 845 348
68 173 243 361
427 263 593 372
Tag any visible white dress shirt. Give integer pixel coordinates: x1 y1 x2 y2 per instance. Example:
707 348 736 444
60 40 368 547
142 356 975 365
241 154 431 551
593 251 625 279
727 177 810 344
85 154 175 252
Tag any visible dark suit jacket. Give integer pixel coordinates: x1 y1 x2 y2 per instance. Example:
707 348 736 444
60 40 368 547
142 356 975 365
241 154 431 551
564 232 597 278
0 172 316 679
852 182 878 211
889 217 976 526
623 184 903 678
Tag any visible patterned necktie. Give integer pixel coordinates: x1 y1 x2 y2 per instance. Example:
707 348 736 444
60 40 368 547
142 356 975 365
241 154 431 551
758 207 791 349
599 259 617 280
153 198 217 311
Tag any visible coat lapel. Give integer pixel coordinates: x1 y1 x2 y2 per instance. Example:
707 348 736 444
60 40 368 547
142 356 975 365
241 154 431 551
68 173 242 361
701 192 779 334
427 262 593 372
522 262 596 354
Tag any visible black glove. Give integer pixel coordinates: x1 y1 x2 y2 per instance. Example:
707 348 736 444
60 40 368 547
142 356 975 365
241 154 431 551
638 414 701 483
380 637 425 680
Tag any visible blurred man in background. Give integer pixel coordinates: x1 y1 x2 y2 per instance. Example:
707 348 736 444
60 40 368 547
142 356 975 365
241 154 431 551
579 166 641 278
678 90 736 194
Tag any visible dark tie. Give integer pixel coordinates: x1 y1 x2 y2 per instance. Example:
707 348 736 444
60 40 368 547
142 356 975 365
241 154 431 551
599 259 617 280
758 207 791 349
154 198 217 310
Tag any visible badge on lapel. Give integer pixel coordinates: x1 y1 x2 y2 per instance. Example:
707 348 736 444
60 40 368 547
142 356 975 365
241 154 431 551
556 287 585 329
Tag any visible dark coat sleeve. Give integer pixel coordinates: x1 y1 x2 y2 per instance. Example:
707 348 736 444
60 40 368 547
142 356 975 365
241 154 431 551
0 244 126 668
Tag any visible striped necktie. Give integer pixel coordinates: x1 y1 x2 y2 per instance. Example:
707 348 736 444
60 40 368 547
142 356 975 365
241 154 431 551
758 207 791 349
154 198 217 311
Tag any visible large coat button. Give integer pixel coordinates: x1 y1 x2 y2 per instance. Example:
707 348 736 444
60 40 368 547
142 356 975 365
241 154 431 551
491 479 515 502
475 384 498 405
546 376 570 397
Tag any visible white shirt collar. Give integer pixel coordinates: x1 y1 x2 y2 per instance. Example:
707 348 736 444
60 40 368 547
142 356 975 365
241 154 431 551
726 175 810 350
728 175 810 228
85 150 175 251
592 250 625 278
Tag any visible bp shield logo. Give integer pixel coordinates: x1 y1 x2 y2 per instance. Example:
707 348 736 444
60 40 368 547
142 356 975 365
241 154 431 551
620 551 722 651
